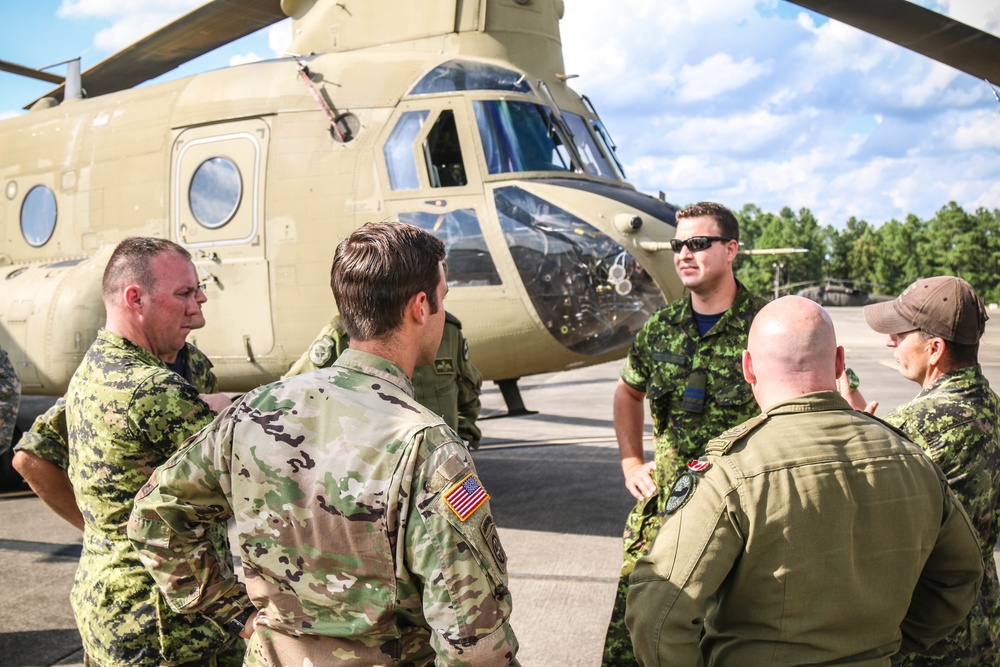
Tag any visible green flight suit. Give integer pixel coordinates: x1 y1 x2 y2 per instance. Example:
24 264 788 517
66 330 244 666
626 392 984 666
128 349 518 666
886 365 1000 666
284 312 484 447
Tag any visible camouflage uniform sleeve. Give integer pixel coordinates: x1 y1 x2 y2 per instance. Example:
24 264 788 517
620 322 651 393
454 330 483 449
0 346 20 452
408 427 518 666
13 397 70 469
127 405 251 625
184 344 218 394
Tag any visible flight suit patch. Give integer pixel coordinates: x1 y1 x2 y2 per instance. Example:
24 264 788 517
686 458 711 473
650 351 686 365
434 358 456 375
308 335 335 367
664 474 696 514
480 513 507 574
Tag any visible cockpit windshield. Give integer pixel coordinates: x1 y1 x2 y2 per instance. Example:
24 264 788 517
562 112 618 180
473 100 573 175
494 186 665 355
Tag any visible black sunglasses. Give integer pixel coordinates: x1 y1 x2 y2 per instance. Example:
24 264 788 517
669 236 734 253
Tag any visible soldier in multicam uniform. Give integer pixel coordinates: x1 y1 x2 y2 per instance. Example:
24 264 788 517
603 202 767 664
13 341 218 531
0 343 21 486
283 310 484 448
65 237 243 666
128 222 518 666
626 296 985 665
845 276 1000 665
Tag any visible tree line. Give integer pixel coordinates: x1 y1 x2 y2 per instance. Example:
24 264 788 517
732 202 1000 305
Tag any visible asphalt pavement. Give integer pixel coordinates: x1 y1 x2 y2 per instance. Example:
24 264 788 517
2 306 1000 666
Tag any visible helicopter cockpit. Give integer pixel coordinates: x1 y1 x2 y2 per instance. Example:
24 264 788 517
382 59 671 357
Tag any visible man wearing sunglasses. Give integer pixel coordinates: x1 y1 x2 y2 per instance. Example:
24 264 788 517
603 201 768 665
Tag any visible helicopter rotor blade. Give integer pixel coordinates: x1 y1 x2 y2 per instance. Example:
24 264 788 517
0 59 65 85
31 0 287 106
785 0 1000 84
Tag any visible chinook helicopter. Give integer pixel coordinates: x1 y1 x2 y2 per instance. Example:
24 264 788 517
0 0 681 409
0 0 998 412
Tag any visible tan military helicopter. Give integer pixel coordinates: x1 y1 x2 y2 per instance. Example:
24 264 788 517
0 0 682 413
0 0 997 415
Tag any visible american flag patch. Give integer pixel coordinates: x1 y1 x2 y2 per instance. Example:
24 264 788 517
445 473 490 521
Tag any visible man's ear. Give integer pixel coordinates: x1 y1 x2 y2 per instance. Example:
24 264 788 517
123 285 143 313
408 291 429 325
742 349 755 386
835 345 846 379
927 337 947 366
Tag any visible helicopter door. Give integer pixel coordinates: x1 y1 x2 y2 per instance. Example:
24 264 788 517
170 119 274 362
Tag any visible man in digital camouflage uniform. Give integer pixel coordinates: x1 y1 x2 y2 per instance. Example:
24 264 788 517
65 237 243 666
283 310 483 448
626 296 984 665
0 343 20 487
13 340 218 531
603 202 767 664
846 276 1000 666
128 222 518 666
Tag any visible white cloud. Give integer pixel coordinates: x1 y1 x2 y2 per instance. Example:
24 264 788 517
676 53 770 103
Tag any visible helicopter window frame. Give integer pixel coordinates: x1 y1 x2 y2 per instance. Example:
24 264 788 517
561 111 618 180
396 208 502 287
20 184 57 248
188 156 243 229
589 117 627 180
173 129 264 248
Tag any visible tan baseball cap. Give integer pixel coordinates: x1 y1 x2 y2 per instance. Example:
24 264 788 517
863 276 987 345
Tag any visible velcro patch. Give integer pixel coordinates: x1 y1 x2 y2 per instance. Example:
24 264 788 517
434 358 456 375
480 514 507 574
445 473 490 521
686 458 711 473
664 474 696 514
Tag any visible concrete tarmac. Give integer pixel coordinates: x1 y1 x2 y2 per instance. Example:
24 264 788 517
2 306 1000 666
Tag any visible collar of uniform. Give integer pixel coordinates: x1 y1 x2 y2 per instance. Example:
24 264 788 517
915 364 982 399
764 390 852 416
334 348 416 398
665 280 756 334
96 328 169 370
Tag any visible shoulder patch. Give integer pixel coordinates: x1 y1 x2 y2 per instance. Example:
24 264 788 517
686 458 712 473
665 474 697 514
308 335 336 367
706 413 768 455
479 513 507 574
434 358 456 375
331 316 347 336
445 473 490 521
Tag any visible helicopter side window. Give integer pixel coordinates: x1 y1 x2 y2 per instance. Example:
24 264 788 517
385 110 430 191
424 110 467 188
397 209 501 286
562 112 616 179
189 157 242 229
410 60 532 95
20 184 57 247
473 100 572 175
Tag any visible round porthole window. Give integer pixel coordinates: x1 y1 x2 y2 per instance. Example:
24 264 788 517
189 157 242 229
21 184 57 247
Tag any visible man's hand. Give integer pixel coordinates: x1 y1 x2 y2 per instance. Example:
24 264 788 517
836 369 878 414
624 460 658 501
200 392 233 413
240 610 259 639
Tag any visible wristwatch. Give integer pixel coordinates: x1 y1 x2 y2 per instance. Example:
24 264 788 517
225 606 255 635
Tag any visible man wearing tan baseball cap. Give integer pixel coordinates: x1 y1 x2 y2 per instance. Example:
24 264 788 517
848 276 1000 665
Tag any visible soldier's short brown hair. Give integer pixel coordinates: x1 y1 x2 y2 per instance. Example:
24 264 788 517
331 222 447 341
676 202 740 242
102 237 191 302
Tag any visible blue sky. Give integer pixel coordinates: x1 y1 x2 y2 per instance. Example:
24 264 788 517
2 0 998 229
